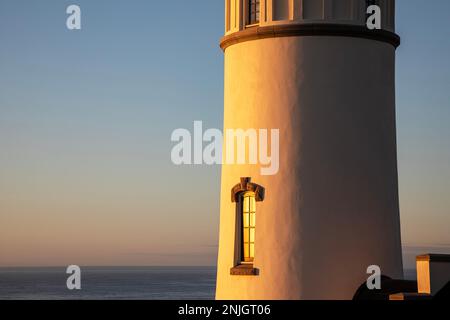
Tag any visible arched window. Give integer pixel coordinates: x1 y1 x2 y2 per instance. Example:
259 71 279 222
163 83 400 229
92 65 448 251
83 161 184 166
241 191 256 263
230 177 264 276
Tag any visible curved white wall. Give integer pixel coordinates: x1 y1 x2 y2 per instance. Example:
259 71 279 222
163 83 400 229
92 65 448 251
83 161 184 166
216 35 403 300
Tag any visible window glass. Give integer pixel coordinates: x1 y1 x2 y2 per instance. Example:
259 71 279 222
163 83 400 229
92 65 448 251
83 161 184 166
248 0 260 25
242 192 256 262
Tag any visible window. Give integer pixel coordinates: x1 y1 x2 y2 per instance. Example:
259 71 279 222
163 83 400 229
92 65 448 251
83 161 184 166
273 0 289 21
248 0 260 25
242 192 256 262
230 177 264 276
226 0 231 32
303 0 323 20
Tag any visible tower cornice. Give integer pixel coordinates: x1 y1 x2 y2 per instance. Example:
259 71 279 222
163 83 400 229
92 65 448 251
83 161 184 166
220 23 400 51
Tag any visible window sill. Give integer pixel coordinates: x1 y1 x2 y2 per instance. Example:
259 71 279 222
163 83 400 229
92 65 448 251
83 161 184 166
230 264 259 276
245 23 259 29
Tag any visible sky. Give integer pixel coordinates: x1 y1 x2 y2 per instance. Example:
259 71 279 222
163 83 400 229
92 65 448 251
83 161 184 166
0 0 449 269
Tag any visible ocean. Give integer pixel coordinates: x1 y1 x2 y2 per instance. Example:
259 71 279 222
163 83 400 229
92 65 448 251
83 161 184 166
0 266 417 300
0 266 216 300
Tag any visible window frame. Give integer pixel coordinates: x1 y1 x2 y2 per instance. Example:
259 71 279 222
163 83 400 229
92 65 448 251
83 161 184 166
247 0 260 26
230 177 264 276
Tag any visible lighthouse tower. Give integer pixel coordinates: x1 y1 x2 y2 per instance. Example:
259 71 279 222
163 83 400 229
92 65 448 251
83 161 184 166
215 0 403 299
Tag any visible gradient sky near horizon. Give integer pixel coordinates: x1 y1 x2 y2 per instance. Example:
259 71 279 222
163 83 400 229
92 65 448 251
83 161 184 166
0 0 449 268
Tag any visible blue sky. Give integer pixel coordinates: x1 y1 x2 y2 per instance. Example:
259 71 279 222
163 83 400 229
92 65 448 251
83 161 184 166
0 0 449 268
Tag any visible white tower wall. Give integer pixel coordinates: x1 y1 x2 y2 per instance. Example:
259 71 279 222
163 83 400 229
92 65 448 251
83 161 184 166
216 0 403 300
